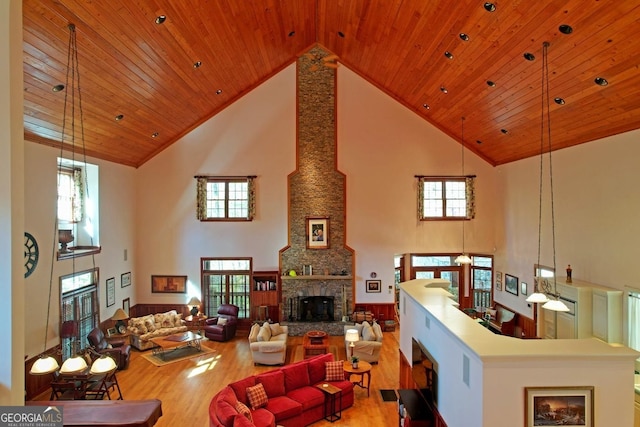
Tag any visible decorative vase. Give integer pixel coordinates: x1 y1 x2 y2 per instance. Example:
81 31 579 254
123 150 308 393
352 362 358 369
58 229 74 253
190 306 199 316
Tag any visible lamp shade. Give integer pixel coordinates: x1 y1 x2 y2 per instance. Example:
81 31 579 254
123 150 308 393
345 329 359 347
30 355 59 375
60 355 88 374
111 308 129 321
60 320 79 339
526 292 549 303
90 355 117 375
455 254 472 264
188 297 202 306
542 298 570 312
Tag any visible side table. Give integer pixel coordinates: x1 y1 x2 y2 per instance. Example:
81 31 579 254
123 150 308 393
315 382 342 422
343 360 372 397
105 332 131 346
185 315 208 335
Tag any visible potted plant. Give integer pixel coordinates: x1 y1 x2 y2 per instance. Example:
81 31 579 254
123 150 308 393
351 355 359 369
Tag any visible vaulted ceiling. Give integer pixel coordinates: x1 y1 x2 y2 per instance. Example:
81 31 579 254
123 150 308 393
23 0 640 168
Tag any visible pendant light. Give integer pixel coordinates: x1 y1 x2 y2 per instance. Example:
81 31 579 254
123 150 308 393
455 117 472 265
524 42 568 312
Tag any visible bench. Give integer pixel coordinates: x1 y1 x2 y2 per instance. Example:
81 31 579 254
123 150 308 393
486 303 517 336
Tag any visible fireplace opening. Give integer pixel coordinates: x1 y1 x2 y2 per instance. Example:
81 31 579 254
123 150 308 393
297 296 334 321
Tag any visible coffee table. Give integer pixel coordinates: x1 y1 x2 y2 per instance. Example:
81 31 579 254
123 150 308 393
149 331 203 360
303 330 328 359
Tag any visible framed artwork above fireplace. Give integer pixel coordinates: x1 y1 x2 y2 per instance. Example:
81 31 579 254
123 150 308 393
307 216 329 249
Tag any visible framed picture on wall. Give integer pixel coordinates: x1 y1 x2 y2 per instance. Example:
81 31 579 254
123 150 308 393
306 217 329 249
495 271 503 291
106 277 116 307
151 275 187 293
524 386 593 427
122 297 130 317
505 274 519 296
121 271 131 288
366 280 381 293
521 282 528 296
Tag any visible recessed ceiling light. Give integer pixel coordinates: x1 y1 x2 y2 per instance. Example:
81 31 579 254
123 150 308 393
440 86 448 94
524 52 535 61
459 33 469 41
52 84 65 92
500 129 508 134
337 31 345 38
115 114 124 121
554 97 565 105
151 132 159 138
594 77 608 86
487 80 496 87
216 89 223 95
476 140 483 144
444 51 454 59
484 2 496 12
193 61 202 68
155 15 166 24
288 31 295 37
422 103 430 110
559 24 573 35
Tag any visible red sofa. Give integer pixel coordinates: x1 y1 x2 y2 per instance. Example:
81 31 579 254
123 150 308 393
209 353 354 427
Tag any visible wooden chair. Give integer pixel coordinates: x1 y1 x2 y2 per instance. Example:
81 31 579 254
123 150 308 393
86 369 123 400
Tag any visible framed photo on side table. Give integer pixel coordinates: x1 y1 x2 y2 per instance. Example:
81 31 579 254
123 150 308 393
306 217 329 249
505 274 519 296
524 386 593 427
106 277 116 307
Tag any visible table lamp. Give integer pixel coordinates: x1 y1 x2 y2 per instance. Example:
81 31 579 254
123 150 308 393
111 308 129 332
188 296 202 316
345 329 359 348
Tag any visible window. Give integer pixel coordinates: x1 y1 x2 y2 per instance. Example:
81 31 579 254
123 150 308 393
410 255 462 302
60 268 99 360
58 166 83 223
471 256 493 308
201 258 251 319
417 176 475 220
56 158 100 259
196 176 255 221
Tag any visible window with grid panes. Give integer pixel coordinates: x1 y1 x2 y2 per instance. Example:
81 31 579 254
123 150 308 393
195 176 255 221
422 178 466 218
60 268 99 360
201 258 251 319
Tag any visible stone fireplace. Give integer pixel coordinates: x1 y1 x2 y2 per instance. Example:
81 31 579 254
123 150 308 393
278 46 354 335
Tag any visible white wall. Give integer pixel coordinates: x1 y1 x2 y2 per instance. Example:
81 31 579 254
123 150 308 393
495 128 640 318
23 143 136 360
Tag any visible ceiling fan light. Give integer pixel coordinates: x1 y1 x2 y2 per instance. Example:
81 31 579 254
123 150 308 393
542 298 570 312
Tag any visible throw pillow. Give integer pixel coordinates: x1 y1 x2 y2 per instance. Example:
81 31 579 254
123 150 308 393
217 317 228 326
257 324 271 342
234 401 253 422
269 323 284 336
248 323 260 343
372 321 383 341
144 318 156 333
362 323 376 341
246 383 268 410
325 360 344 381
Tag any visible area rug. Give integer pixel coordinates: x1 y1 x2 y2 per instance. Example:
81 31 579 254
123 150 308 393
290 345 340 363
380 389 397 402
141 345 216 367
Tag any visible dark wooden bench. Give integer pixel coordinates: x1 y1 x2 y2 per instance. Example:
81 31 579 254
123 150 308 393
486 303 517 336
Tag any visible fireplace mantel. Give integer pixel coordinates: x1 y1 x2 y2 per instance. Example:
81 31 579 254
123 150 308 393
281 275 353 281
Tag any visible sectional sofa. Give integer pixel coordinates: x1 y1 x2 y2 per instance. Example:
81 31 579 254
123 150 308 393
209 353 354 427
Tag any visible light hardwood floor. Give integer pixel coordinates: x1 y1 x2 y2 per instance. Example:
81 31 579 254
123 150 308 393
35 329 402 426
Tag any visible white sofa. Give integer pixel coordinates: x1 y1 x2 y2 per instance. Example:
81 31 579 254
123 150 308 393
248 322 289 365
344 321 383 364
126 310 188 350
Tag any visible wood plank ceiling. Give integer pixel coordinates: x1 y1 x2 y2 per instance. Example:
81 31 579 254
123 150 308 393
23 0 640 168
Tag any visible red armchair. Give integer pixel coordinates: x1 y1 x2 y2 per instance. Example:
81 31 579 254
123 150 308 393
87 328 131 370
203 304 239 342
